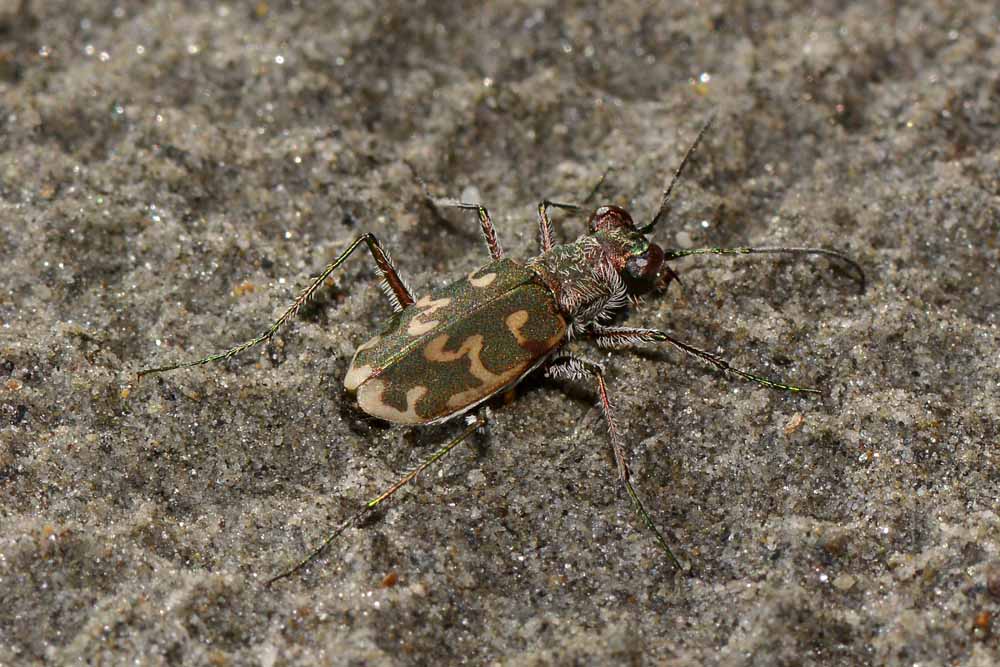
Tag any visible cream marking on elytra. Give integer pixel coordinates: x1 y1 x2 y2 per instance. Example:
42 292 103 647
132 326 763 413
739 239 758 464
423 333 529 409
505 306 566 350
356 334 382 352
345 335 383 390
505 309 530 344
356 380 427 424
468 269 497 288
343 363 373 391
406 295 452 336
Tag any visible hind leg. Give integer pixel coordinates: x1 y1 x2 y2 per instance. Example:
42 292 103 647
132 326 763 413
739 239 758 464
138 233 414 378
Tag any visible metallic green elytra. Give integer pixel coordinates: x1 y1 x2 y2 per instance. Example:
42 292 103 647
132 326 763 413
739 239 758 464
137 117 866 586
345 259 566 425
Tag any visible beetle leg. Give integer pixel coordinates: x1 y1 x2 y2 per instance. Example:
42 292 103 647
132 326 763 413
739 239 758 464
546 355 683 571
461 203 504 260
407 169 504 260
589 324 822 394
138 233 413 378
536 200 580 252
265 412 488 586
535 165 614 252
429 200 505 260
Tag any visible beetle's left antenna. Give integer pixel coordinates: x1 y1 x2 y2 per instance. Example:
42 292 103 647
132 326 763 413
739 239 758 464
638 113 715 235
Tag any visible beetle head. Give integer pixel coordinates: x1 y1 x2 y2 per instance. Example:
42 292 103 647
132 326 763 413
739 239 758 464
588 205 666 295
589 117 715 295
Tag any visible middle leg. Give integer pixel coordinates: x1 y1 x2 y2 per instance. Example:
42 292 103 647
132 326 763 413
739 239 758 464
409 166 505 260
450 202 504 260
546 355 683 570
138 233 413 379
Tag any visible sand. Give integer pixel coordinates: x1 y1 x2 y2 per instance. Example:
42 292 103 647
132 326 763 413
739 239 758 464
1 2 998 665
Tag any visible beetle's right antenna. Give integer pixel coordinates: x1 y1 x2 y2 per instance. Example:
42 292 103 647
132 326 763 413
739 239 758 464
638 113 716 235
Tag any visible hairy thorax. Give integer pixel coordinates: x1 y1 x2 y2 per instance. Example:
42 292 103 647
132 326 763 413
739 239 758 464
526 236 628 335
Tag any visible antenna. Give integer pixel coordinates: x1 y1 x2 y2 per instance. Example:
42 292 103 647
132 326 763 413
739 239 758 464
638 113 715 235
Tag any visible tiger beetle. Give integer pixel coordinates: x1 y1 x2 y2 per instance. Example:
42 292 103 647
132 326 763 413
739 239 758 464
137 118 865 586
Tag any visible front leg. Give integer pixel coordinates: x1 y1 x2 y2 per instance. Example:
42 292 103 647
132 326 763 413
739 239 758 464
429 200 505 261
589 324 821 393
535 165 616 253
546 355 682 570
536 200 580 253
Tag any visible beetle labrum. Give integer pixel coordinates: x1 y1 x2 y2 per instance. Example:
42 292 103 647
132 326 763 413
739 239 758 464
138 119 865 585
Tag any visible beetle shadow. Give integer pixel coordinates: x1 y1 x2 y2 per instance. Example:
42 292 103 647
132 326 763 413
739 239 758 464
338 395 391 438
294 280 353 327
538 372 595 410
336 396 492 471
414 195 486 264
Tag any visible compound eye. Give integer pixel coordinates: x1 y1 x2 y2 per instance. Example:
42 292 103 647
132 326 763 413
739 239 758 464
625 243 664 282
